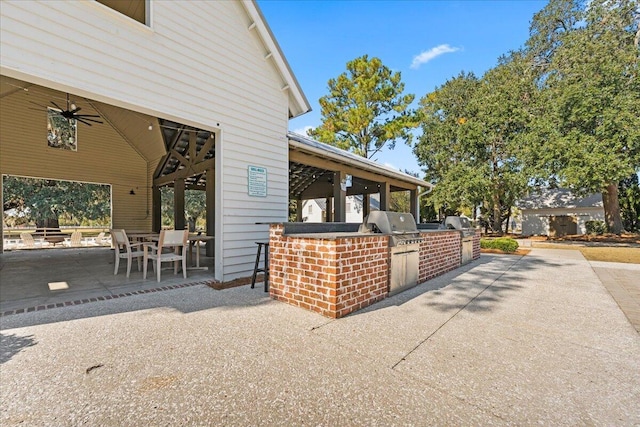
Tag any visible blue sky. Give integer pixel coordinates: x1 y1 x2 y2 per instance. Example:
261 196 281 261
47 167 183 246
258 0 548 175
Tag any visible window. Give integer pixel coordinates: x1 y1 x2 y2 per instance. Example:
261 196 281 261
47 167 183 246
308 204 313 214
96 0 148 26
346 202 352 213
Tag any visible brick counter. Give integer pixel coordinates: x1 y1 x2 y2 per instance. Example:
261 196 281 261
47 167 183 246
418 230 462 283
269 224 388 318
269 225 481 318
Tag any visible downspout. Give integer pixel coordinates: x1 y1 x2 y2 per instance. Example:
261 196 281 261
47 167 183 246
417 185 434 223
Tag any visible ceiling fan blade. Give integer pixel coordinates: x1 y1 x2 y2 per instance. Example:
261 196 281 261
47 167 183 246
75 118 94 126
70 106 82 114
77 117 103 124
50 101 64 111
75 114 101 119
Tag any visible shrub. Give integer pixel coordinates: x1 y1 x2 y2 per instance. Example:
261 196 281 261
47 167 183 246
480 237 519 253
585 220 606 235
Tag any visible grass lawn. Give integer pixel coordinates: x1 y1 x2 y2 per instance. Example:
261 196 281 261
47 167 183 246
531 243 640 264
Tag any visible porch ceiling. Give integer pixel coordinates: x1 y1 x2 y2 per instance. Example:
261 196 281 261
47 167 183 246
288 132 433 200
0 76 164 161
153 120 215 189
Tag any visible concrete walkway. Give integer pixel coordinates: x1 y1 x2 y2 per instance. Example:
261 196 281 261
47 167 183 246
590 260 640 333
1 248 639 426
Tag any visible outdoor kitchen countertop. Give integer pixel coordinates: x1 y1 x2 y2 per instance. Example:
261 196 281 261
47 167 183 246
282 231 384 239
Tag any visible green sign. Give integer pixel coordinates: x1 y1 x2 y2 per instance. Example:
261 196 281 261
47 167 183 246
248 165 267 197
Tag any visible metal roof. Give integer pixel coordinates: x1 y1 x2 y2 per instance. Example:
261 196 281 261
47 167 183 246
288 132 432 190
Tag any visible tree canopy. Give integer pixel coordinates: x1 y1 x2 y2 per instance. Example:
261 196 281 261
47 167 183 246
2 176 110 227
524 0 640 232
308 55 418 159
416 52 535 231
412 0 639 233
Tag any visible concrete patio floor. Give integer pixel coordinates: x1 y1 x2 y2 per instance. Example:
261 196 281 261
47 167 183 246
0 247 215 314
1 248 639 425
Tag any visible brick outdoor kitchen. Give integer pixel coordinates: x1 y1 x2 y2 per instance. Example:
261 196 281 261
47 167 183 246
269 223 480 318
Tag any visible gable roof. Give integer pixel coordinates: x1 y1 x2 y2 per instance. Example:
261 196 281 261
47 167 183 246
242 1 311 118
517 188 603 210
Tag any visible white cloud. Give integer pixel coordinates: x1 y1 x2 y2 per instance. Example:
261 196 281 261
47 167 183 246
411 44 460 69
291 125 314 136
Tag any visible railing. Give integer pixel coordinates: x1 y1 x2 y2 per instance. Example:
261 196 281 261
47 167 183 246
3 227 111 250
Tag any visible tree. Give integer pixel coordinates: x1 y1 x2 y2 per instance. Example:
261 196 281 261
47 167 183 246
2 176 110 227
415 52 534 233
619 174 640 232
525 0 640 233
308 55 418 159
160 187 206 230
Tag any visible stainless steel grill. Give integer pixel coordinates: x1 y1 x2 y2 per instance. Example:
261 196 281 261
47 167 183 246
360 211 423 295
443 216 475 264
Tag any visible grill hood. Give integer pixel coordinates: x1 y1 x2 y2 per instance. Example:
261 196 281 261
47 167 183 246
359 211 418 234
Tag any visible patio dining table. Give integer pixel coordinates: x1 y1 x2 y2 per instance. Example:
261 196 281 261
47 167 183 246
140 233 213 270
187 234 214 270
127 232 159 242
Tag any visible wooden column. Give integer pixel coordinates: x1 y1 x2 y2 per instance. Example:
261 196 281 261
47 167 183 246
296 197 303 222
206 169 215 257
333 170 346 222
174 178 185 230
410 189 418 221
152 185 161 232
325 198 333 222
379 182 391 211
363 194 370 218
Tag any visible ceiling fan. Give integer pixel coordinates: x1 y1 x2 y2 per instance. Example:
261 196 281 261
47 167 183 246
31 93 103 126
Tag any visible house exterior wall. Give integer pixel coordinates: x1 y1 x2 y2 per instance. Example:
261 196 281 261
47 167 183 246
0 88 149 231
521 207 605 236
1 0 293 280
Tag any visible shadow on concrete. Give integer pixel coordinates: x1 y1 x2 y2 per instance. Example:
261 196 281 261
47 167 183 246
0 332 37 364
353 252 565 317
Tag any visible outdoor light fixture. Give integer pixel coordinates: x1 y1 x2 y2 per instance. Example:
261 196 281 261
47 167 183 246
129 189 136 195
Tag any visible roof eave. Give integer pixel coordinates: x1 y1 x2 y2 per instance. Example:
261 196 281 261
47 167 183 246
242 0 311 119
288 132 433 189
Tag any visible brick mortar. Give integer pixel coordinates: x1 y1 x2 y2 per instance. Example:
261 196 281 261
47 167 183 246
269 224 388 318
269 225 479 318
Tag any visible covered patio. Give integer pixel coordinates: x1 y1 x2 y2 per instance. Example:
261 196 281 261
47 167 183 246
0 246 218 315
288 132 432 222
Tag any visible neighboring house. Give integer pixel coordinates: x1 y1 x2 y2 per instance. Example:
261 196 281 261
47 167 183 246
517 189 605 236
302 195 381 223
0 0 310 282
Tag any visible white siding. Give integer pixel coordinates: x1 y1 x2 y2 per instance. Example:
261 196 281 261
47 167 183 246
521 207 606 236
1 0 295 281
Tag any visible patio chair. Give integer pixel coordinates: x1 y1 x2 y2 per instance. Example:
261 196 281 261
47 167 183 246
110 229 145 278
66 231 84 247
19 232 36 249
143 229 188 282
88 232 107 246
